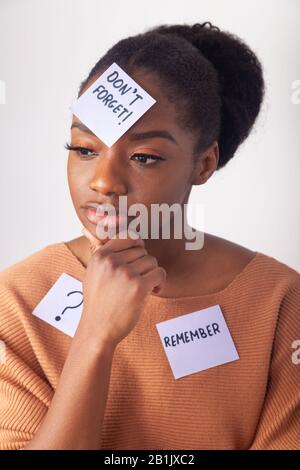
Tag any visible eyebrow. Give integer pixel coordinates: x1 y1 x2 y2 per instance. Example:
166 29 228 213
71 122 96 135
128 130 178 145
71 122 178 145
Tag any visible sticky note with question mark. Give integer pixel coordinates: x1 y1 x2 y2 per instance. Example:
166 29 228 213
32 273 84 337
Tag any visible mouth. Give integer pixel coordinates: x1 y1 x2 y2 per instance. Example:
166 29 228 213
82 203 128 227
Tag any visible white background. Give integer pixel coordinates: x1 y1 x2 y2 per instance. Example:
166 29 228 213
0 0 299 272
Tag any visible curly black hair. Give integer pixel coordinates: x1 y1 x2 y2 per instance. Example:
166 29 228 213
77 21 265 170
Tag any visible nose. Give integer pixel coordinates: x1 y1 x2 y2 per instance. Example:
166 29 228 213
89 153 127 197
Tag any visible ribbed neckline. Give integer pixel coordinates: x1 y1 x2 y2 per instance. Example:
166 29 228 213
148 251 261 304
53 241 263 304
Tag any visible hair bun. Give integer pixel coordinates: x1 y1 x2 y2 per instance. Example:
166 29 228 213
149 21 264 167
191 22 220 32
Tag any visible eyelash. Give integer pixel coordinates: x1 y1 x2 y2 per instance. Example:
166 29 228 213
64 143 165 166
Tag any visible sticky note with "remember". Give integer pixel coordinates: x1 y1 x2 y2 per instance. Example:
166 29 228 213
69 62 157 147
156 305 240 379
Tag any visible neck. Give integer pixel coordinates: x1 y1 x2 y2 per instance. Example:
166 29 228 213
143 226 205 277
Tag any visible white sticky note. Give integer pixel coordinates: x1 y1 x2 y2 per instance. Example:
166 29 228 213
69 62 157 147
156 305 239 379
32 273 84 337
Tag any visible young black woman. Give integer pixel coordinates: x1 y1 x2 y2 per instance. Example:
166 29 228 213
0 22 299 450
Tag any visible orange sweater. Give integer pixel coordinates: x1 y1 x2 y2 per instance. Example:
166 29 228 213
0 242 299 450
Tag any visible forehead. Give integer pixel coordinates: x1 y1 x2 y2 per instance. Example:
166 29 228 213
73 68 194 150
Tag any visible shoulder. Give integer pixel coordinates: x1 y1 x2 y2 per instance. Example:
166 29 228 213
0 242 75 357
253 250 300 290
207 233 300 300
235 246 300 329
219 240 300 364
204 233 300 289
0 242 65 286
215 233 299 282
0 242 69 312
254 251 300 322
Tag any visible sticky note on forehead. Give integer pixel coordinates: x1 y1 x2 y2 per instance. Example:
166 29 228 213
69 62 156 147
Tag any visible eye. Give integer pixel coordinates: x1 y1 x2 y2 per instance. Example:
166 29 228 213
64 142 98 159
130 153 164 166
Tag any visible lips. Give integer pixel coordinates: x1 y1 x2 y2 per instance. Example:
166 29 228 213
84 202 119 215
82 204 127 226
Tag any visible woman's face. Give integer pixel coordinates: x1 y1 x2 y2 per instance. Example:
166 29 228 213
67 69 218 239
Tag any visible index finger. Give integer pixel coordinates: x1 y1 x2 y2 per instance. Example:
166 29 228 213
100 229 145 253
82 227 145 254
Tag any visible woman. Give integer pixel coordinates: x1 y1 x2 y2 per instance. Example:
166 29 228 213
0 22 299 450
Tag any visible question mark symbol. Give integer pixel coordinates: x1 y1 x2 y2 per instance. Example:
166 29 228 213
55 290 83 321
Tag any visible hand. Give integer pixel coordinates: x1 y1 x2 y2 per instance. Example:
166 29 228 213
77 227 167 348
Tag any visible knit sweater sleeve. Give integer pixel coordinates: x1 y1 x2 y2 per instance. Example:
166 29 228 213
0 280 54 450
249 273 300 450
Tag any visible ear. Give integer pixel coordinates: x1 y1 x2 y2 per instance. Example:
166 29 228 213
191 141 219 185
